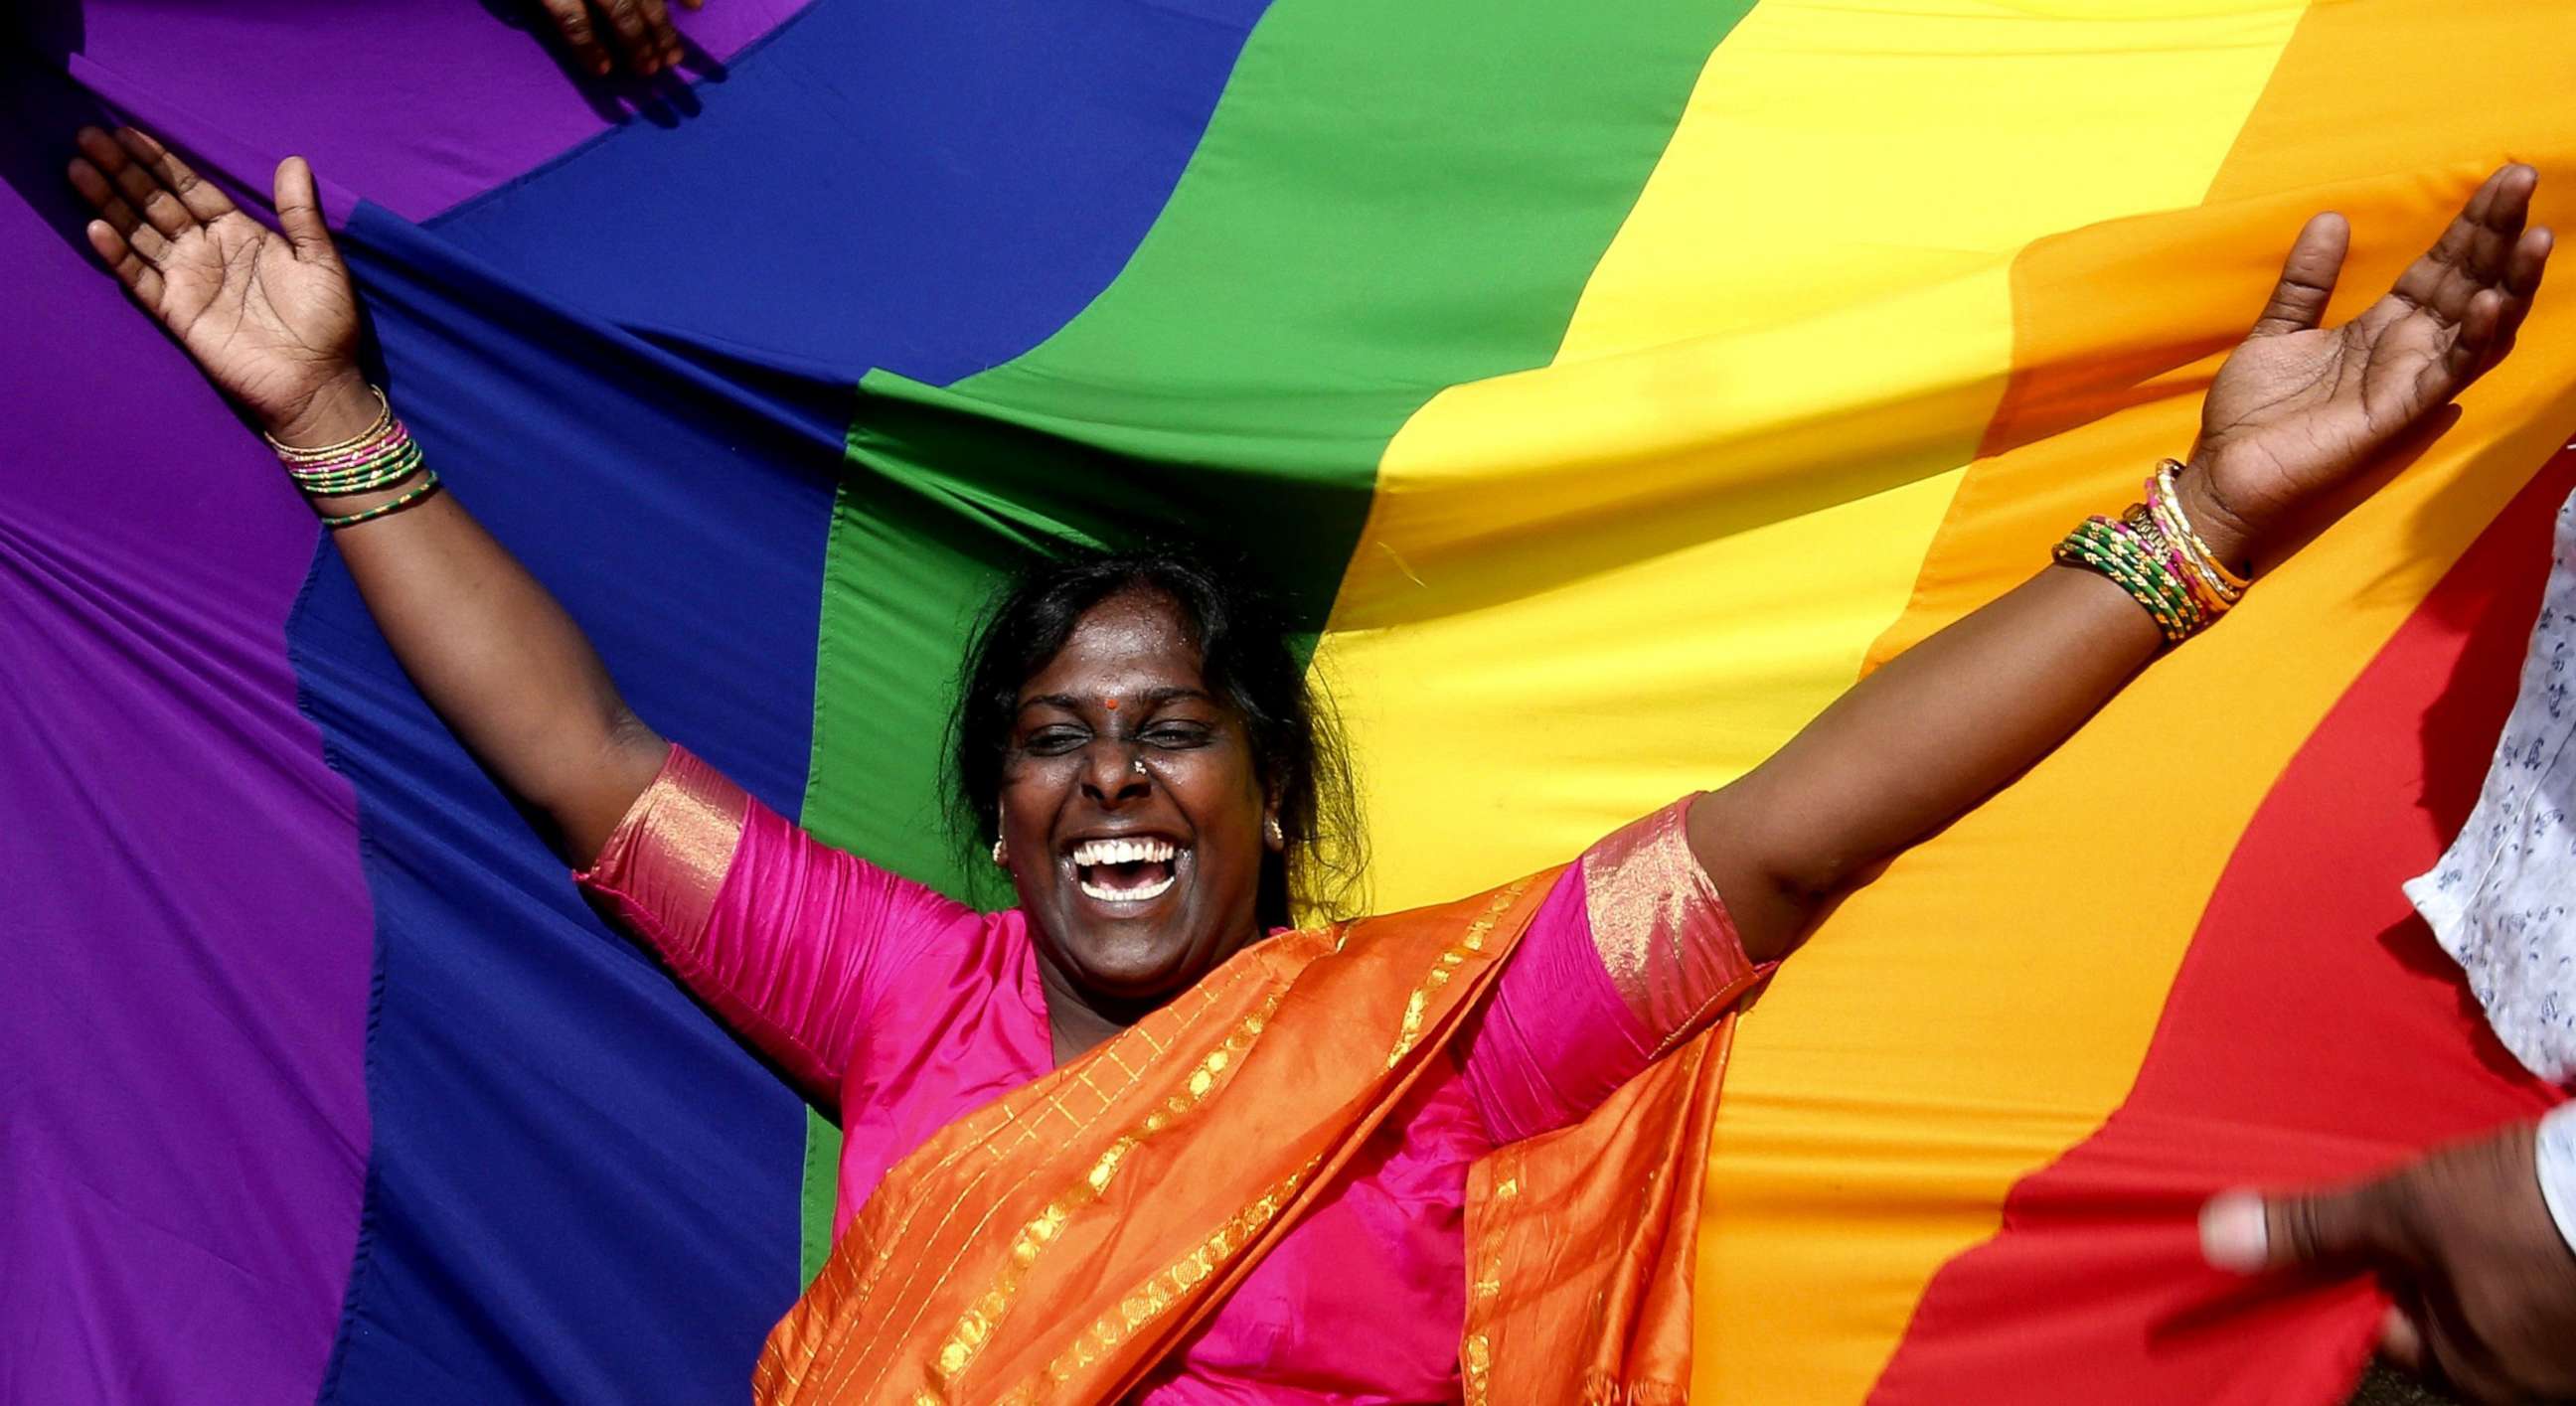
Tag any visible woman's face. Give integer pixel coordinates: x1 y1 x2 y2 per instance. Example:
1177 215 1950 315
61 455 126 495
997 588 1277 1010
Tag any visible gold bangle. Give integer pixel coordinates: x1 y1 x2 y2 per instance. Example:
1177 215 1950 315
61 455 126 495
2143 492 2237 610
320 471 443 531
2124 503 2227 623
2153 460 2251 593
265 385 394 461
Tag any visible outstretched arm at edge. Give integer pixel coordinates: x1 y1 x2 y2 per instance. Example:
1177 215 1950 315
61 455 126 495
69 125 664 863
1694 165 2552 965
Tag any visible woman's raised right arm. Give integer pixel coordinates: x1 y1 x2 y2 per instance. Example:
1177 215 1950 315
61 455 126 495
70 126 664 862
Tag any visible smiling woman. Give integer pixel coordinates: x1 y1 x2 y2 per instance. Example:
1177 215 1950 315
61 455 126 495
579 545 1760 1400
992 593 1289 1052
62 113 2551 1403
949 550 1362 1053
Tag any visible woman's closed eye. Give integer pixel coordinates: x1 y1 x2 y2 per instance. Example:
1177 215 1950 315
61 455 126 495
1141 721 1213 749
1021 726 1091 757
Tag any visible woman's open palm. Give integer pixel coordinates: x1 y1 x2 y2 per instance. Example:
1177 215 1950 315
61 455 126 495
2194 164 2551 551
69 126 361 435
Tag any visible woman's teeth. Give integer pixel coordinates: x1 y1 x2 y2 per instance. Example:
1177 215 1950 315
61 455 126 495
1079 872 1176 902
1071 838 1177 865
1069 837 1182 904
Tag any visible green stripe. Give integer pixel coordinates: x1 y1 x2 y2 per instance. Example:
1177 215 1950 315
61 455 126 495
797 1106 841 1286
792 0 1756 1281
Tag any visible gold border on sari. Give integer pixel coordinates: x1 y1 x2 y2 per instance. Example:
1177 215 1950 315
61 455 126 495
754 871 1620 1406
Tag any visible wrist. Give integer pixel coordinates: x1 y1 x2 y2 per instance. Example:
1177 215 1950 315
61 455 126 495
264 371 379 449
2174 456 2259 580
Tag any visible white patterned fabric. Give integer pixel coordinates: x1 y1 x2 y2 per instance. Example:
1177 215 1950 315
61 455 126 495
2406 491 2576 1082
2404 488 2576 1255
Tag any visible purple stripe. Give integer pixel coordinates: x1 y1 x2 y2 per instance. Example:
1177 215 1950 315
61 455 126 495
0 186 373 1399
73 0 812 224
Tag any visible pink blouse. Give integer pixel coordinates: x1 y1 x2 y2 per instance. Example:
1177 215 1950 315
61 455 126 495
578 747 1760 1404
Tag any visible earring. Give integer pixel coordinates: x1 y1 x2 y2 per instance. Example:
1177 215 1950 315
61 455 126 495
992 836 1008 865
1264 817 1284 848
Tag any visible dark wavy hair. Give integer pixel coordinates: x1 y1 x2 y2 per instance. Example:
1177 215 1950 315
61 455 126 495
946 545 1365 930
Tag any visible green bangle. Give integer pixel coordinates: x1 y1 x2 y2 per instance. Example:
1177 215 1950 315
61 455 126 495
2082 516 2201 629
321 471 444 531
297 463 426 500
291 440 424 495
2087 522 2201 632
2057 526 2188 643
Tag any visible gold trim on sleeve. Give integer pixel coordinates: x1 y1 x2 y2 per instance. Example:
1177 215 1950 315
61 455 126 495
1581 799 1752 1049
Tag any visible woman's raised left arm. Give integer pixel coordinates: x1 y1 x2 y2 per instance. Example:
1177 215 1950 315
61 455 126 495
1692 164 2551 966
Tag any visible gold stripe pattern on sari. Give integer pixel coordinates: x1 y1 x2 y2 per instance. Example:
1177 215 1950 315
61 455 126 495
1387 878 1531 1068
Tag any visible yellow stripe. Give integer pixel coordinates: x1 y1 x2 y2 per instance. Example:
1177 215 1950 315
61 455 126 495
1314 0 2306 914
1308 2 2321 1396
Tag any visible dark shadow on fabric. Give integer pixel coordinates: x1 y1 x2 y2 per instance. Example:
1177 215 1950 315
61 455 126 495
844 383 1372 639
0 23 116 269
2405 459 2559 831
0 42 406 452
2374 915 2541 1089
1977 335 2240 466
631 329 855 448
2401 419 2576 616
5 0 81 62
1 11 417 420
347 207 850 471
2151 1266 2464 1403
471 0 725 128
2147 1260 2375 1349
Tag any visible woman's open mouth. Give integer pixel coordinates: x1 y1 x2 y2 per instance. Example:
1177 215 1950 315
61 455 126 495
1069 836 1183 904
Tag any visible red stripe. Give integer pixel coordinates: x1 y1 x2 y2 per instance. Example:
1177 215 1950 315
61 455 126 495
1864 448 2576 1405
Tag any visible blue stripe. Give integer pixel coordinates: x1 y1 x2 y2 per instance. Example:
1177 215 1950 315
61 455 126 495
428 0 1269 388
307 206 830 1405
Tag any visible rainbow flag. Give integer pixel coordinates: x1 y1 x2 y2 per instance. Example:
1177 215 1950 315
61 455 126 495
5 1 2571 1400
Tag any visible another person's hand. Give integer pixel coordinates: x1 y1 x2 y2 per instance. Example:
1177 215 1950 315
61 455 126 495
536 0 698 78
2201 1122 2576 1404
2177 164 2550 569
67 126 377 447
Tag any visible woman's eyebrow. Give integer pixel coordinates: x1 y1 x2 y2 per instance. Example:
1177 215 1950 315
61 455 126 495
1015 687 1213 715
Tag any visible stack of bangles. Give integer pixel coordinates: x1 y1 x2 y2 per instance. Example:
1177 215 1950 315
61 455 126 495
263 386 443 530
2052 460 2252 645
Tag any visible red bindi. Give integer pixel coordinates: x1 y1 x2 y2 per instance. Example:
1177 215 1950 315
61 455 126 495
1103 697 1121 711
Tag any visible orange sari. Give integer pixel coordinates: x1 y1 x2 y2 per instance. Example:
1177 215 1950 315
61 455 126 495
752 869 1733 1405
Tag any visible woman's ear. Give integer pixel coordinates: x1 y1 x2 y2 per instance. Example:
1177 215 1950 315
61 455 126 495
1262 792 1286 853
